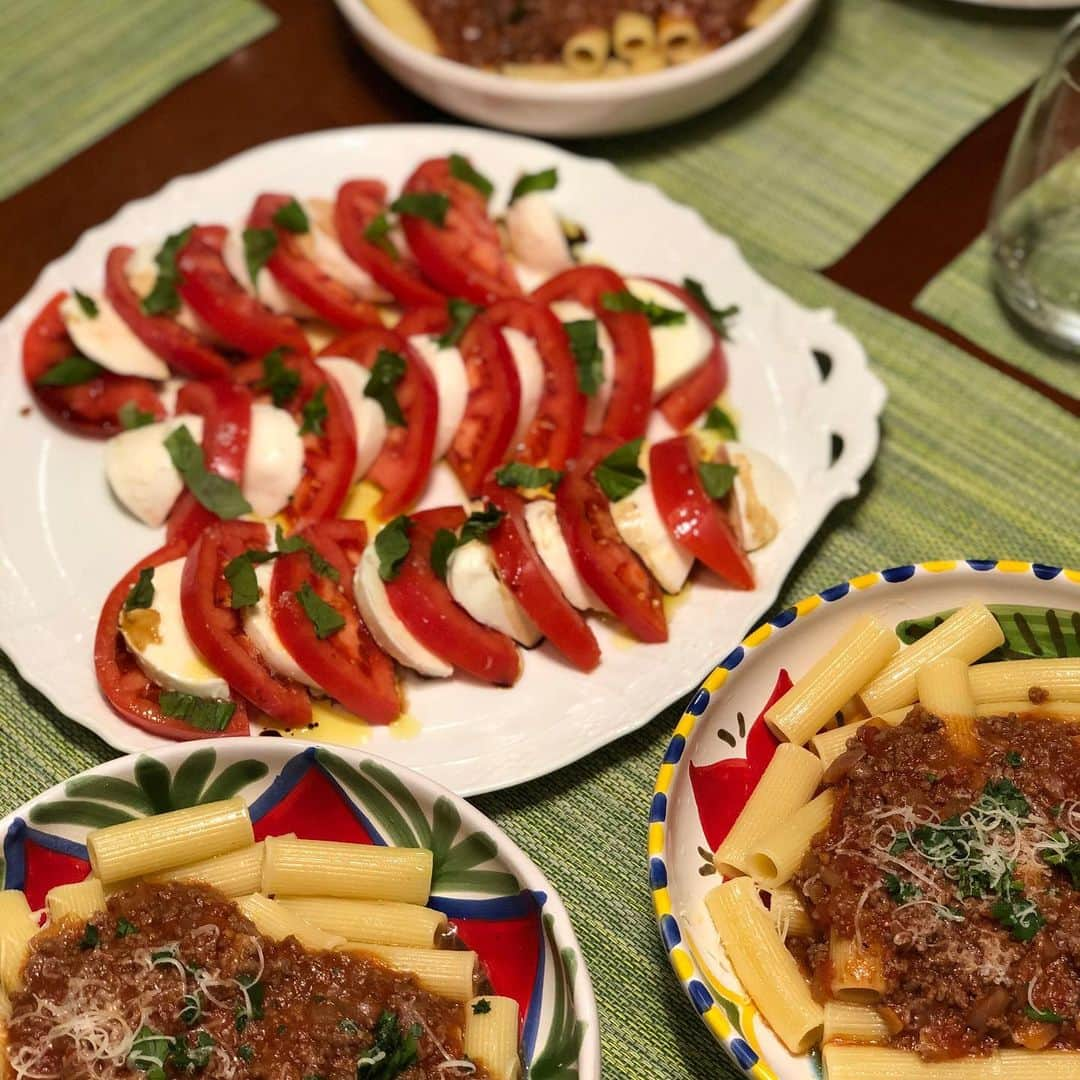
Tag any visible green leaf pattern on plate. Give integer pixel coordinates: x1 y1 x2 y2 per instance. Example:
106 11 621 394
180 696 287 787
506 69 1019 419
531 914 587 1079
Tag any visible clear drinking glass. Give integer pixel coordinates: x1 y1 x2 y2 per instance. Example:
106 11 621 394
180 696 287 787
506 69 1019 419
991 13 1080 351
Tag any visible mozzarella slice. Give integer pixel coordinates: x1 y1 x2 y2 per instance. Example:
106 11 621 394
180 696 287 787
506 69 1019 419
505 193 573 282
243 403 306 519
222 226 316 319
725 442 796 552
243 563 321 691
446 540 541 646
500 327 545 451
407 333 469 461
158 377 186 416
609 471 693 595
105 415 205 527
624 277 713 400
523 499 608 613
317 357 387 482
59 292 169 380
550 300 614 436
353 543 452 678
119 558 229 699
126 242 222 341
304 197 393 303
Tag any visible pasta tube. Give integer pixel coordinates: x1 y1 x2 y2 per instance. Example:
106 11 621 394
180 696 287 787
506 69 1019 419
810 709 907 770
977 699 1080 719
261 836 433 904
342 943 476 1001
713 744 822 877
823 1044 1080 1078
236 894 345 951
0 891 38 993
747 789 836 888
829 932 886 1002
276 897 446 948
968 658 1080 704
822 1001 890 1044
859 604 1004 714
766 616 900 745
706 878 823 1054
765 883 813 939
629 48 667 74
917 656 978 756
45 879 106 923
562 28 611 75
87 797 253 884
148 841 266 897
612 12 656 58
464 995 521 1080
366 0 440 53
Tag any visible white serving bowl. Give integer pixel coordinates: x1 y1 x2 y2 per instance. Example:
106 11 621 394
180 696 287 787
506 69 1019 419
334 0 821 137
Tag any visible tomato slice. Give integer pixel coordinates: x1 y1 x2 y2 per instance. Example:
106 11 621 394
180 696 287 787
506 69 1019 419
270 520 400 724
335 180 445 309
104 245 233 380
94 540 250 740
177 225 310 356
484 298 585 471
483 480 600 672
556 438 668 643
318 327 437 517
533 266 654 441
385 507 521 685
650 435 754 590
22 293 165 438
399 158 521 305
248 193 382 332
648 278 729 430
181 520 312 726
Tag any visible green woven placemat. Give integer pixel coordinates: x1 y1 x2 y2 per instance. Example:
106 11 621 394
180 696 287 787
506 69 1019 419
594 0 1063 268
0 0 277 201
1 261 1077 1078
917 232 1080 398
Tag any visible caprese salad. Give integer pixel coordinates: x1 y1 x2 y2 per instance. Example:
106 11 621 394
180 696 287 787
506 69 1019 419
22 154 794 741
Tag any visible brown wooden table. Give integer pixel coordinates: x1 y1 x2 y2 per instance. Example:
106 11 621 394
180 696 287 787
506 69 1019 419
1 0 1075 416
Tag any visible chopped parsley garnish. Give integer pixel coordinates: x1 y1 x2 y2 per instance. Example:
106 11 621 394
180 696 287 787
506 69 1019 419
375 516 412 582
924 772 940 785
1006 750 1024 767
991 889 1045 941
272 198 309 233
79 923 100 950
119 401 157 430
698 461 737 501
594 438 646 502
883 874 919 903
36 354 103 387
390 192 450 227
180 992 202 1026
141 225 194 316
1039 831 1080 888
437 298 480 348
238 1045 255 1063
980 777 1030 818
364 212 397 259
300 384 329 436
129 1025 171 1078
682 277 739 340
494 461 563 491
363 349 407 427
243 227 278 282
356 1011 421 1080
159 691 236 732
601 289 685 327
510 167 558 203
237 974 265 1025
164 424 252 519
256 347 300 407
889 834 912 856
296 582 346 639
73 289 98 317
429 507 505 581
115 917 139 938
124 567 156 612
703 405 737 439
1025 1003 1066 1024
170 1031 214 1071
563 318 602 396
449 153 493 198
471 998 492 1015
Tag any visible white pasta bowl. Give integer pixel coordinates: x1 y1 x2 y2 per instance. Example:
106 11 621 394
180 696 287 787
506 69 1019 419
333 0 821 137
650 559 1080 1077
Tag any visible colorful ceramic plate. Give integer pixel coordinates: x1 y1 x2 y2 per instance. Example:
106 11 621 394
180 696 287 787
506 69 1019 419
0 125 884 795
1 738 599 1077
650 559 1080 1078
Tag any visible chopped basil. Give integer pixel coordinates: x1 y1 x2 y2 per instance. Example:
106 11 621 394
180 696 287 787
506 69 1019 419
510 167 558 203
170 1031 214 1071
35 354 102 387
73 289 98 317
991 891 1045 941
698 461 737 501
239 974 265 1020
703 405 737 439
363 349 407 427
390 192 450 227
429 529 458 583
256 347 300 407
129 1025 170 1076
682 277 739 340
164 424 252 519
243 227 278 283
115 917 139 938
1005 750 1024 767
430 508 504 580
158 691 236 732
119 401 157 430
494 461 563 490
124 567 156 612
982 777 1030 818
594 438 645 502
448 153 493 198
79 923 100 950
272 198 309 233
883 873 919 903
564 319 602 396
238 1045 255 1063
179 992 202 1026
437 298 480 348
300 384 329 436
461 506 504 544
224 552 267 609
471 998 492 1015
375 516 412 582
1040 831 1080 888
364 212 398 259
276 524 339 581
889 834 911 856
356 1011 421 1080
141 225 194 316
601 289 686 327
296 582 346 639
1025 1003 1066 1023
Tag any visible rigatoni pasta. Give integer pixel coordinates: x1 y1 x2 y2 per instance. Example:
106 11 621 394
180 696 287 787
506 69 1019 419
147 840 268 896
916 655 978 756
822 1001 890 1044
562 28 611 75
967 658 1080 704
747 789 836 888
465 995 522 1079
0 892 37 994
44 879 106 923
657 12 703 63
236 893 347 951
276 896 446 948
341 942 477 1001
764 883 813 939
612 11 656 59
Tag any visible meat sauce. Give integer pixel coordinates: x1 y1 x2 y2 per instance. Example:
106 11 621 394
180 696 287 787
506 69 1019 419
413 0 755 69
6 882 492 1079
791 708 1080 1060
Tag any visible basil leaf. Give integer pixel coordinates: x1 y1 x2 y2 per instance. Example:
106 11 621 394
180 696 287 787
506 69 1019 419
124 567 156 612
437 298 480 348
164 424 252 519
73 289 98 317
449 153 493 199
296 582 346 639
698 462 737 500
272 198 309 233
358 1011 420 1080
115 917 139 938
429 528 458 583
158 691 236 732
224 555 263 608
564 319 602 396
243 227 278 283
510 168 558 203
390 192 450 227
79 923 100 950
256 347 300 407
1025 1003 1067 1023
364 212 398 259
471 998 492 1015
36 354 103 387
119 401 157 430
703 405 737 439
364 349 407 427
460 506 504 544
375 516 412 582
682 277 739 340
601 289 686 327
300 384 328 436
274 523 339 581
594 438 645 502
129 1025 171 1074
142 225 194 316
494 461 563 490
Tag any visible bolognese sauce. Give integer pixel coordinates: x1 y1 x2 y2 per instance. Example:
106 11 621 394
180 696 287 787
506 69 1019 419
6 881 492 1079
791 708 1080 1060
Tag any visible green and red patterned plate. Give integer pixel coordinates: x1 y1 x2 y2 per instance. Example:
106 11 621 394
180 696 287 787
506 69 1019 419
1 739 600 1078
